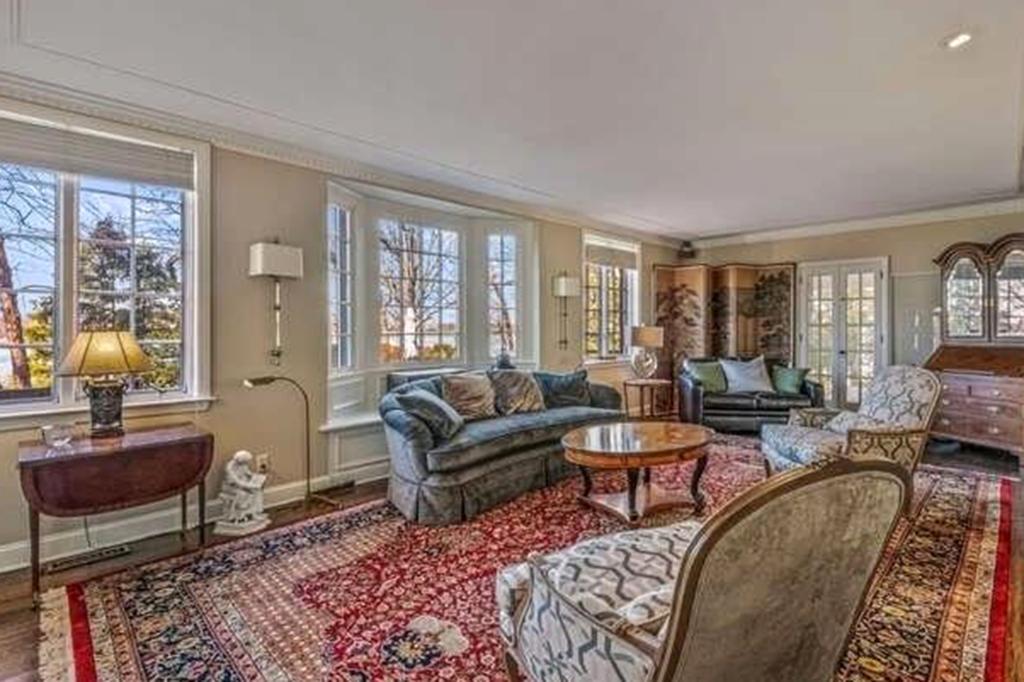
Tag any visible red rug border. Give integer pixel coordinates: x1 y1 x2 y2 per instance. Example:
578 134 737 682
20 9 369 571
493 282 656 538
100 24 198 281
984 478 1013 682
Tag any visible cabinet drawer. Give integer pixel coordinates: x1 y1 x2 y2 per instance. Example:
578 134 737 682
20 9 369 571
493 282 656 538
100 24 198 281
938 375 971 396
937 395 1022 419
933 409 1023 448
967 378 1024 402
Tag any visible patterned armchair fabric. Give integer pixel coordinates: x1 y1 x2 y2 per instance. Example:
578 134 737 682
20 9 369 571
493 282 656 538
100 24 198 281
498 459 910 682
761 365 939 475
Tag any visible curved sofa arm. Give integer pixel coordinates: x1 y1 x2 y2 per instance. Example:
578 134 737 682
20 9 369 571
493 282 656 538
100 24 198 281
678 373 703 424
843 428 928 474
788 407 841 428
381 409 435 480
589 382 623 411
802 379 826 407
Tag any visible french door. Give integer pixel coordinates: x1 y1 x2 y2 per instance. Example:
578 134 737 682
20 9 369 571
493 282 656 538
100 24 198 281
798 259 889 409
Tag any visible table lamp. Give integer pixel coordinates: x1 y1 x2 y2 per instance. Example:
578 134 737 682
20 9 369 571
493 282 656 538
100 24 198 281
630 325 664 378
57 331 153 437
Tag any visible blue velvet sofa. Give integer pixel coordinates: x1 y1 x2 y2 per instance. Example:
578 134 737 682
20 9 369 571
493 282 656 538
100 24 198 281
380 375 623 525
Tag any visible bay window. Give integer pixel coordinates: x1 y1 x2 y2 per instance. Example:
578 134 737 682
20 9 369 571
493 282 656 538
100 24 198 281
487 233 518 356
327 204 353 371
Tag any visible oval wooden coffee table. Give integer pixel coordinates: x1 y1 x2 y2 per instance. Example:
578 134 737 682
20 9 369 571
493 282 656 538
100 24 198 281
562 421 715 524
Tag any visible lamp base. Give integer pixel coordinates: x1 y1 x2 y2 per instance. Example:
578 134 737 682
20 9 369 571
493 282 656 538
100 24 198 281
85 379 126 437
631 348 659 379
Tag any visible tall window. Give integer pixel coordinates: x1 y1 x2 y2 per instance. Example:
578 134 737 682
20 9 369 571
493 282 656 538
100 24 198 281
0 164 58 401
327 204 353 371
487 233 517 356
585 264 636 357
78 177 185 391
583 235 639 359
378 219 461 362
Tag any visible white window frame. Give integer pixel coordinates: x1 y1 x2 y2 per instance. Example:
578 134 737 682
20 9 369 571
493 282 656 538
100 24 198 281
327 183 359 375
0 98 211 425
583 234 640 361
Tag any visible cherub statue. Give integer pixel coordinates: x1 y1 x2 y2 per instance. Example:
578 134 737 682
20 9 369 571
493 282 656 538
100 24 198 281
213 450 270 536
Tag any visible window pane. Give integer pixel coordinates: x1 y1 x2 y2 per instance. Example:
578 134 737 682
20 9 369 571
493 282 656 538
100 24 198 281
77 178 187 392
79 242 132 291
0 163 58 401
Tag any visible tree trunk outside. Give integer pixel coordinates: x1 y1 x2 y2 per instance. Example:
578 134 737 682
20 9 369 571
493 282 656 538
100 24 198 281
0 236 30 388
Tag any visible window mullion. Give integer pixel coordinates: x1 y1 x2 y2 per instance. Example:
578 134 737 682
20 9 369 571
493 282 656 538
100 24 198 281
58 175 78 406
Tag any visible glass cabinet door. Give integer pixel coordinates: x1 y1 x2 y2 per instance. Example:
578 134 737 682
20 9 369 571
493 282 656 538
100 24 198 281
995 249 1024 339
945 257 986 338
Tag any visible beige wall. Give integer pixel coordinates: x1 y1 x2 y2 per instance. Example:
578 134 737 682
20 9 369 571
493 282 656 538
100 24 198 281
0 148 680 557
696 211 1024 365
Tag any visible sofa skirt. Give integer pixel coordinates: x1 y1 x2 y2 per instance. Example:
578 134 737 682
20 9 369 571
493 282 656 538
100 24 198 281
388 442 577 525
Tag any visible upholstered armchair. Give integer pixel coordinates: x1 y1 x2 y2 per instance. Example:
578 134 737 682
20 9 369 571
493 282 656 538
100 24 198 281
497 459 910 682
761 365 940 476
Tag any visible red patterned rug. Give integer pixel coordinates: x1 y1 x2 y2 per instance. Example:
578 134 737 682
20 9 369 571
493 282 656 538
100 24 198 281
38 436 1014 681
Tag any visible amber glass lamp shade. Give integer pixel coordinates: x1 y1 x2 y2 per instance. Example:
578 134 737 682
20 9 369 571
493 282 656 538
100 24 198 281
57 331 154 437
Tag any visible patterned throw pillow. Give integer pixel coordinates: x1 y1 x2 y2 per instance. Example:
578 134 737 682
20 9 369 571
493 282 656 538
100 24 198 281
720 356 775 393
532 370 591 408
488 370 546 415
824 410 890 435
772 366 809 395
683 360 727 394
441 373 497 421
394 389 464 440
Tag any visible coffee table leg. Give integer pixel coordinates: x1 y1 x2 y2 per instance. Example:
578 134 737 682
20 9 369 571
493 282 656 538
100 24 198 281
626 468 640 521
691 454 708 515
578 466 593 497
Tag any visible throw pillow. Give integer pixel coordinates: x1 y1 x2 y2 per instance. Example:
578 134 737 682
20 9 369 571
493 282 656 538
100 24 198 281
441 373 497 421
488 369 546 415
824 410 890 435
394 389 464 440
532 369 591 408
683 360 727 394
720 356 774 393
772 366 809 395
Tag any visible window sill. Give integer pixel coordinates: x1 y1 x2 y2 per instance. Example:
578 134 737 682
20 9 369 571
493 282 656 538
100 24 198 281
320 411 382 434
583 357 632 368
0 394 218 433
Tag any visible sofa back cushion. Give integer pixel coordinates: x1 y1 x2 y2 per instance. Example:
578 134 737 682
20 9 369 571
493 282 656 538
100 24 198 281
771 366 809 395
489 369 546 415
720 356 774 393
441 373 498 421
684 359 727 394
533 370 591 408
394 389 465 440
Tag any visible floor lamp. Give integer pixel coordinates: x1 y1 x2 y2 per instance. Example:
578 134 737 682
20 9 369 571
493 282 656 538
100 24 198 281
242 375 341 508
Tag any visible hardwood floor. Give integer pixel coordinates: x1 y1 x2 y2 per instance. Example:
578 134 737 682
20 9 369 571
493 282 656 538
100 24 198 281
0 450 1018 681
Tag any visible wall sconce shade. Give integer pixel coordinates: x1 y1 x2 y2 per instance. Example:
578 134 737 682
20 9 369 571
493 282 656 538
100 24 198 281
249 242 304 279
552 274 581 298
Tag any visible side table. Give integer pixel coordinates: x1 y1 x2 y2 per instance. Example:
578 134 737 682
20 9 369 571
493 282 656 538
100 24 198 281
623 378 675 419
18 422 213 606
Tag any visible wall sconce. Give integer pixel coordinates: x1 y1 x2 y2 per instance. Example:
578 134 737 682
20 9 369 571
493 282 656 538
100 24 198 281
249 241 304 365
552 271 581 350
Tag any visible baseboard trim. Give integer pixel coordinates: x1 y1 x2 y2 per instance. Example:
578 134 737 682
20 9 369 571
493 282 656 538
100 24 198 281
0 466 388 574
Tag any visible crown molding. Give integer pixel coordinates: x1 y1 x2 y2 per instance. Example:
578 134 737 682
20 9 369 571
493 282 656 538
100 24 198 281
0 69 685 249
692 196 1024 249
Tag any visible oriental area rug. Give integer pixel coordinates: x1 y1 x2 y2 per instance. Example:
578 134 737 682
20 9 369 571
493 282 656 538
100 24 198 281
38 436 1013 681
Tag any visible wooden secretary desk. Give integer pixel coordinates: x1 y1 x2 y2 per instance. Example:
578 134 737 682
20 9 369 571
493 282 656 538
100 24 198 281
925 233 1024 460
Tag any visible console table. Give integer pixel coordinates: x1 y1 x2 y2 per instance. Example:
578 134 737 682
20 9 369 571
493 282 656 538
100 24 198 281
18 423 213 606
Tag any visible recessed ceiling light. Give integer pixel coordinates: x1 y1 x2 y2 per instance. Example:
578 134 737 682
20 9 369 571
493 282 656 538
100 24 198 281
944 32 973 50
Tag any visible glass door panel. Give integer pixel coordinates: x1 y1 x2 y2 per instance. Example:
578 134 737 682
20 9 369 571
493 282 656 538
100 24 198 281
805 271 835 401
844 270 876 407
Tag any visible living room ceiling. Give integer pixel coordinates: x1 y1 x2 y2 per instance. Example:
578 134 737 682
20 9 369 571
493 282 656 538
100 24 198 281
0 0 1022 239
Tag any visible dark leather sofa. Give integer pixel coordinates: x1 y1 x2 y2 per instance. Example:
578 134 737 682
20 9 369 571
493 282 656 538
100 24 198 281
678 357 825 433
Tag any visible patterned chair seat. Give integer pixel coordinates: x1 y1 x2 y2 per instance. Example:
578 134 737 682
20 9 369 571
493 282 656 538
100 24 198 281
497 520 702 649
761 423 846 472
